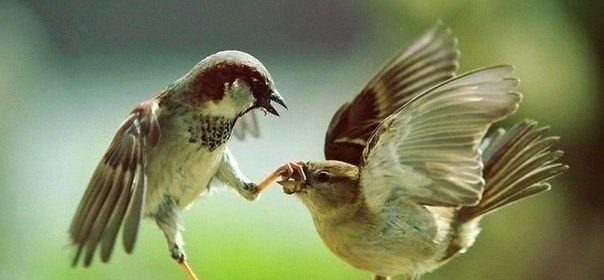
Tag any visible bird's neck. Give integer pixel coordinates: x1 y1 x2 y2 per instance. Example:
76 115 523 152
308 196 371 226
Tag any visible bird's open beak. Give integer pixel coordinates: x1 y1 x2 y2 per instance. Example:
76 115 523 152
277 180 306 195
264 90 287 116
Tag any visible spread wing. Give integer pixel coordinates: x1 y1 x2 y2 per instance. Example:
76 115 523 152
324 22 459 165
69 101 160 266
359 66 521 211
232 111 260 140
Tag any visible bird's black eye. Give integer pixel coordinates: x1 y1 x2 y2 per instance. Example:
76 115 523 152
317 171 330 183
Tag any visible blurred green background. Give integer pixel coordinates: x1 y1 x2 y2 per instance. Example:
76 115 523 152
1 0 602 279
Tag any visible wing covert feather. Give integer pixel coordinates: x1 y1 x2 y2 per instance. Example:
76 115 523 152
359 66 521 210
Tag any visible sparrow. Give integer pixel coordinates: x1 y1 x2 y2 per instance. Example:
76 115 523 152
68 50 287 280
256 24 568 280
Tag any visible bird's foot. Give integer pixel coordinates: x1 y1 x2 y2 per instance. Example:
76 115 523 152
256 161 307 194
170 245 198 280
275 161 309 194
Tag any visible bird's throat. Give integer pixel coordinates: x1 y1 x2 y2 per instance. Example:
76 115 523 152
185 114 236 151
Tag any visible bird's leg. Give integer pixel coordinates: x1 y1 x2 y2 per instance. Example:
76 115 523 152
373 275 391 280
161 225 199 280
167 242 197 280
153 197 198 280
256 161 307 193
179 260 198 280
215 148 258 201
256 165 289 193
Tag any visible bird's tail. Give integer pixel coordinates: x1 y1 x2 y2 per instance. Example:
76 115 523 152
460 119 569 220
440 119 568 262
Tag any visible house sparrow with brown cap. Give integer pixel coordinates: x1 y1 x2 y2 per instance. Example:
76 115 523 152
69 50 286 280
256 24 568 280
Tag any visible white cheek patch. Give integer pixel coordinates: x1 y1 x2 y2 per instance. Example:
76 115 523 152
228 79 255 104
201 79 255 117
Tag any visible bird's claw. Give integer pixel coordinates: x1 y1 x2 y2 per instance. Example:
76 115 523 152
278 161 307 182
256 161 307 193
276 161 308 194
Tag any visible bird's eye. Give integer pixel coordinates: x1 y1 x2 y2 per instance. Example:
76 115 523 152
317 171 330 183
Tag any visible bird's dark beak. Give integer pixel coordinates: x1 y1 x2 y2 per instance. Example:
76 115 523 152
264 90 287 116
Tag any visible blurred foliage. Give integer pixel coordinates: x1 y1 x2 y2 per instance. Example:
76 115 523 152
1 0 601 279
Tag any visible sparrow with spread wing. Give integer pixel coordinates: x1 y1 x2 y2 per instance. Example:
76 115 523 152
69 50 287 279
256 24 567 280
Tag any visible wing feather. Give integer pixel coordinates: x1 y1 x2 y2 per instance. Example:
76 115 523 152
122 144 146 253
359 66 521 211
69 101 160 266
325 22 459 165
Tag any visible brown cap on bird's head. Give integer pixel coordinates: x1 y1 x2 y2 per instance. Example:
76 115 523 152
172 50 287 115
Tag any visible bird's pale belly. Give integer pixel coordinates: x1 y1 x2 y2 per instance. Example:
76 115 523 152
313 203 448 277
144 138 226 214
318 223 419 277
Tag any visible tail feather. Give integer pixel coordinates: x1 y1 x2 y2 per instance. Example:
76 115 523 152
441 119 568 262
460 119 569 220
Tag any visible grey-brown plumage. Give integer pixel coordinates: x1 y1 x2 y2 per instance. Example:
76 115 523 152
278 119 567 280
258 23 568 280
69 50 287 273
70 101 159 266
